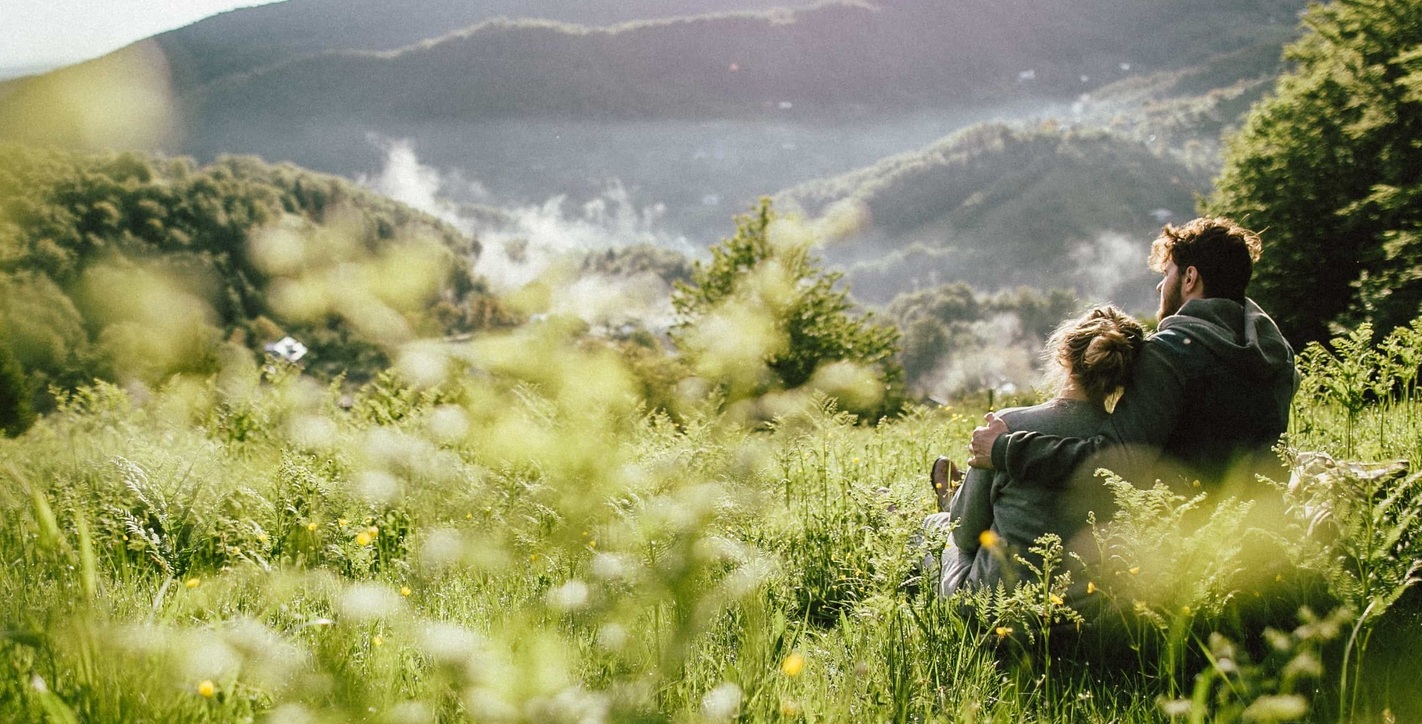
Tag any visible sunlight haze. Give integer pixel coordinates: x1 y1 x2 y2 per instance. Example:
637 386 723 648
2 0 285 73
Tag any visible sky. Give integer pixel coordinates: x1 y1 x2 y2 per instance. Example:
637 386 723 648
2 0 285 73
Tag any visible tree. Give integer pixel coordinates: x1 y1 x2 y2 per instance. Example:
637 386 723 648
671 199 903 418
1207 0 1422 345
0 326 35 437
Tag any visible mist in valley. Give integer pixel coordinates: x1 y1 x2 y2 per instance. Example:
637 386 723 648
198 100 1069 247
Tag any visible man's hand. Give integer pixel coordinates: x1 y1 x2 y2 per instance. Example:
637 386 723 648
968 413 1008 468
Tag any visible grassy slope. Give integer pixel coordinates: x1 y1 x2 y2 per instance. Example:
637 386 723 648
1 321 1420 721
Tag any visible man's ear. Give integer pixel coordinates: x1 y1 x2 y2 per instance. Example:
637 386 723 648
1183 265 1202 295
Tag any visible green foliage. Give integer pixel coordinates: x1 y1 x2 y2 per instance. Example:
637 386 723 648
1160 610 1343 724
671 199 904 419
1208 0 1422 345
0 324 35 436
577 243 691 287
0 144 509 405
888 282 1080 399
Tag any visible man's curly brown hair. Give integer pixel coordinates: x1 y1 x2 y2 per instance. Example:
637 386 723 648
1148 217 1262 302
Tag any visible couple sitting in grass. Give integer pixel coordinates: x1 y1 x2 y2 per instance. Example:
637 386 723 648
929 216 1298 607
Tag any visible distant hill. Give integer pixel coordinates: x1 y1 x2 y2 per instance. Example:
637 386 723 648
0 144 508 401
183 0 1304 125
0 0 1306 150
143 0 821 92
0 0 814 93
772 42 1293 311
782 123 1213 309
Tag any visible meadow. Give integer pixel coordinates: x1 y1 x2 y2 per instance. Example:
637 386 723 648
1 0 1418 719
2 308 1420 723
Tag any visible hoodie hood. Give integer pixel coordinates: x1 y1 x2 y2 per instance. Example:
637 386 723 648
1157 297 1295 380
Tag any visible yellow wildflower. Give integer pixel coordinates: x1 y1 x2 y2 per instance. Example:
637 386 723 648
995 626 1013 638
185 578 201 589
1087 582 1097 594
400 586 412 597
306 522 318 532
1049 594 1064 606
979 530 1001 548
196 680 215 698
781 652 806 677
355 532 372 546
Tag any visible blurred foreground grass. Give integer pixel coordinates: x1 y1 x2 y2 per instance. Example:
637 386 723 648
2 314 1422 722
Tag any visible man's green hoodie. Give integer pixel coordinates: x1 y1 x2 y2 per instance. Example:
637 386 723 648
991 297 1298 491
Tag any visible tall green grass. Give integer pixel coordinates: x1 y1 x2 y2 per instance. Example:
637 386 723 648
2 318 1421 722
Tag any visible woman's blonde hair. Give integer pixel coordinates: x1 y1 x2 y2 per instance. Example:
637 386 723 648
1043 305 1146 403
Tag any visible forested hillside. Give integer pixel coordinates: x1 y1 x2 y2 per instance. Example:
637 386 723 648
784 125 1207 304
0 0 1306 149
150 0 818 90
0 0 815 92
771 40 1290 315
0 145 506 414
184 0 1303 126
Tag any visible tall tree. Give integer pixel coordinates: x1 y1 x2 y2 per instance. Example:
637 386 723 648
1207 0 1422 345
671 199 903 418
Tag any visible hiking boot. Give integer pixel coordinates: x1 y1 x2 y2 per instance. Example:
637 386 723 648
930 455 960 513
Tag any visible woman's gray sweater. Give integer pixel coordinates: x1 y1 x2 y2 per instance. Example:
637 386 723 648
940 398 1109 596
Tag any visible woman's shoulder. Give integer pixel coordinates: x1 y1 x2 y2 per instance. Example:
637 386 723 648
1000 399 1107 433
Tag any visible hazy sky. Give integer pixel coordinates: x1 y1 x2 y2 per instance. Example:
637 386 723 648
3 0 284 71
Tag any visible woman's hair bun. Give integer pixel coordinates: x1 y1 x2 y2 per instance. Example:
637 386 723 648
1046 305 1146 402
1083 329 1128 368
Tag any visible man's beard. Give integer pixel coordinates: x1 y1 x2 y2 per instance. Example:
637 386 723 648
1158 274 1184 319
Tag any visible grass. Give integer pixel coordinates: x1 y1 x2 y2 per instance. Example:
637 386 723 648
2 318 1421 722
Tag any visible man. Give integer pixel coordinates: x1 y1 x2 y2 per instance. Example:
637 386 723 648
968 217 1298 495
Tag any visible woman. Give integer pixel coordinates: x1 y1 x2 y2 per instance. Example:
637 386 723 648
930 305 1145 597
